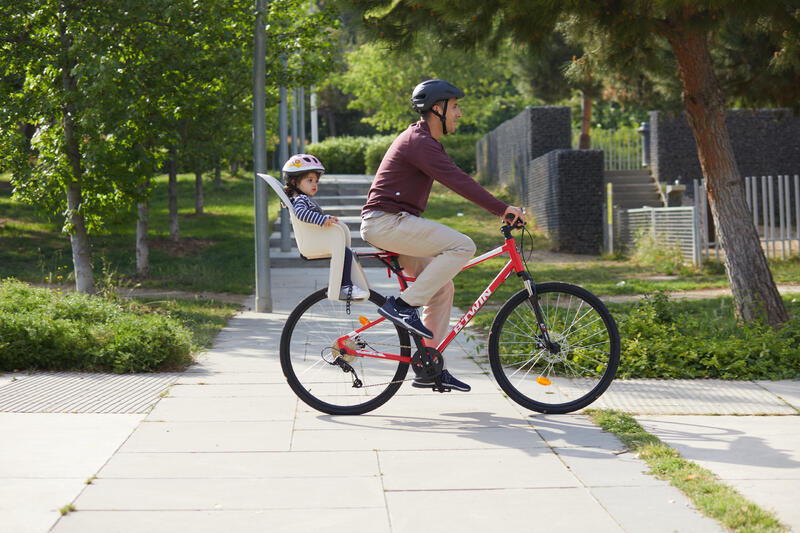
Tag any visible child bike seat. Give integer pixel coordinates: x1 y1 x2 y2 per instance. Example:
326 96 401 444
257 173 369 301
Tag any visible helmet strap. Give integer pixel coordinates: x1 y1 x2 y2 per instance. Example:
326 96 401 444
430 99 449 135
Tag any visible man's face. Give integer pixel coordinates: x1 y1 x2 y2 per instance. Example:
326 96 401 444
434 98 461 133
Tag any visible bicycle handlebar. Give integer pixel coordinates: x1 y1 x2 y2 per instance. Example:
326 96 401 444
504 213 525 229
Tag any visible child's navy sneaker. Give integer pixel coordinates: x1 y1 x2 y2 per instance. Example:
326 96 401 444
377 296 434 339
412 369 471 392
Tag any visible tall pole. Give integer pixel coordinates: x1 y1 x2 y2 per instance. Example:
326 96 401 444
310 86 319 144
291 88 299 155
279 57 290 252
299 87 306 153
253 0 272 312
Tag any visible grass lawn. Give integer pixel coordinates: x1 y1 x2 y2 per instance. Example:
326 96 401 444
0 171 283 294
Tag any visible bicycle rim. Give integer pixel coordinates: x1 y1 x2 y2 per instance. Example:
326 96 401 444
489 282 620 414
280 288 410 415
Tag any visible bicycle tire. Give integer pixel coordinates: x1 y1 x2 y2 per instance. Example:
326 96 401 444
488 282 620 414
280 288 410 415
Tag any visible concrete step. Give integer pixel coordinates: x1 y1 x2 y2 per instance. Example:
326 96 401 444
275 215 363 233
267 246 386 268
269 230 368 249
314 196 368 207
605 169 665 209
315 174 373 196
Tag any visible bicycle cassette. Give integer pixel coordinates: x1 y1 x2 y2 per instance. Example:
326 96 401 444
332 339 357 363
411 346 444 379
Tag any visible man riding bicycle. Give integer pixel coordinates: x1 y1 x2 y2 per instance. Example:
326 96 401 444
360 79 526 392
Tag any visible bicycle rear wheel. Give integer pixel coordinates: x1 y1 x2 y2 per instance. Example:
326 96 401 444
488 282 620 414
280 288 411 415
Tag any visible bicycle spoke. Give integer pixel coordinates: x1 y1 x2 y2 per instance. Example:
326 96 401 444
490 283 620 414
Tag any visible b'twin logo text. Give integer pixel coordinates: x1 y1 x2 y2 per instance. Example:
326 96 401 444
453 287 492 335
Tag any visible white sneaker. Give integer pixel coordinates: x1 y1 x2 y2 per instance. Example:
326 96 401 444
340 285 369 300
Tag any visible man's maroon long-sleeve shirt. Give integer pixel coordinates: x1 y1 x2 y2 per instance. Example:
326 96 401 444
362 120 508 218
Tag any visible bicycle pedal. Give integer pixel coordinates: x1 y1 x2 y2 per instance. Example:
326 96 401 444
432 384 452 393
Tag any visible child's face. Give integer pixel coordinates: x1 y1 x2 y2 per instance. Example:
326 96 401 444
296 172 320 196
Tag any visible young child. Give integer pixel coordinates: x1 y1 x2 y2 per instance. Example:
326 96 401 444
282 154 368 301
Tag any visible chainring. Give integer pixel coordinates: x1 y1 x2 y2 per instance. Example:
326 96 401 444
411 346 444 379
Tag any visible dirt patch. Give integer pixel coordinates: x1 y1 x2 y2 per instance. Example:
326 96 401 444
149 238 215 256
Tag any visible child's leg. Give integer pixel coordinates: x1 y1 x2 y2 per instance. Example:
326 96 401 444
341 247 353 287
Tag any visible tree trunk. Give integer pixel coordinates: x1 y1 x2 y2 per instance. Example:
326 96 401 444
194 170 203 215
136 178 150 277
214 165 222 189
60 20 95 294
168 156 179 241
578 90 592 150
665 23 788 325
65 183 95 294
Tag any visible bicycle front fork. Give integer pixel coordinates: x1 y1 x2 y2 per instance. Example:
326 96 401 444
522 274 560 355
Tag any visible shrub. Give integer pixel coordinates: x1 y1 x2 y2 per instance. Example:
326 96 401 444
306 136 371 174
308 132 481 175
616 292 800 380
364 135 395 173
0 279 192 373
632 230 684 274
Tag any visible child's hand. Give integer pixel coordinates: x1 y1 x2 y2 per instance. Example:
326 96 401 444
323 215 338 227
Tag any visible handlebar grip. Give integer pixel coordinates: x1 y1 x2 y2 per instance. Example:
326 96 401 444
504 213 525 229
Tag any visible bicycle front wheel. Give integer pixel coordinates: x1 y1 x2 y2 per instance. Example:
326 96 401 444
488 282 620 414
280 288 411 415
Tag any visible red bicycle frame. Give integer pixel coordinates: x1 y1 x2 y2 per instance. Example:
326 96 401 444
334 233 532 363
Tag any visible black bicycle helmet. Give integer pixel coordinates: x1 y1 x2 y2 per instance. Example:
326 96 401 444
411 79 464 135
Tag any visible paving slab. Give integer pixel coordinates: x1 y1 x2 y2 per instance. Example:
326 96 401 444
638 415 800 531
378 447 577 490
53 509 391 533
99 450 380 479
73 477 385 510
591 485 725 533
386 487 625 533
146 395 297 422
0 413 141 533
118 420 293 453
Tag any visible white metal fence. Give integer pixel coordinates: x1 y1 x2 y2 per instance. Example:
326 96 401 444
618 206 700 264
613 173 799 265
573 127 643 171
696 175 800 262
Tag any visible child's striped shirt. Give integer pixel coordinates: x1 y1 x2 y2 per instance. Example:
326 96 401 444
290 194 328 226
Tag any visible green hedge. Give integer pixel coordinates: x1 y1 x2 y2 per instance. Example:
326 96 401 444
308 132 481 175
0 280 193 373
616 292 800 380
305 136 371 174
364 135 396 173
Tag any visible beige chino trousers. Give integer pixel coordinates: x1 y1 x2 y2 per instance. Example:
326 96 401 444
361 211 476 347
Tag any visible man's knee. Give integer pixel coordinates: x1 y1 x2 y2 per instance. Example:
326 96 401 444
456 234 476 257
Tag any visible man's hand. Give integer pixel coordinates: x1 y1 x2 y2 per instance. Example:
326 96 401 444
503 206 526 226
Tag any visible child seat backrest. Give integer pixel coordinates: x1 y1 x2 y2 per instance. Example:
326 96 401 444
256 173 369 300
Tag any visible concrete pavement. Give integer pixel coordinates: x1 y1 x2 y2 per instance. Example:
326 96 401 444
0 267 798 532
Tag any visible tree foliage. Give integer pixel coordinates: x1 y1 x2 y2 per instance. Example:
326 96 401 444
1 0 338 291
332 32 531 133
339 0 800 324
